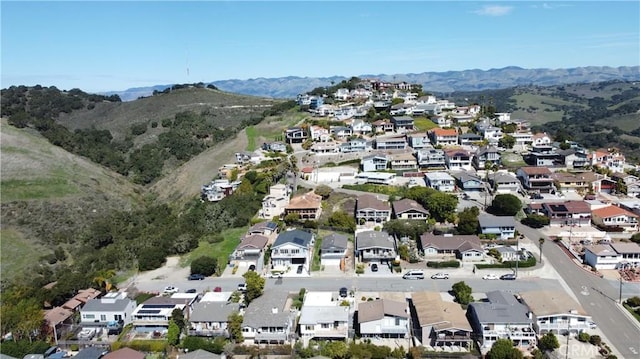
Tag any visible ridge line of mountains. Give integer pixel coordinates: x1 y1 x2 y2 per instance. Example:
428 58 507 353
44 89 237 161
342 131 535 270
104 65 640 101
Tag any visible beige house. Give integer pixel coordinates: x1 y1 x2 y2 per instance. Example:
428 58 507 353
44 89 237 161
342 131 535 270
412 291 472 349
284 192 322 220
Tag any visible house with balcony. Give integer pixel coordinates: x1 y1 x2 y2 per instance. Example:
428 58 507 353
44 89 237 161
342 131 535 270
341 138 368 153
429 128 458 146
431 115 452 127
389 152 418 171
310 141 340 154
407 134 430 149
468 291 536 350
417 148 446 169
610 242 640 268
419 233 484 262
517 167 555 194
452 171 485 191
361 154 389 172
424 172 456 192
270 229 314 273
285 127 308 144
532 132 552 146
459 132 483 146
411 291 472 349
284 192 322 221
259 184 291 219
309 125 331 142
242 290 296 344
488 171 521 193
551 171 602 194
373 119 395 134
583 244 622 270
541 201 592 227
375 135 408 150
320 233 349 267
478 214 516 239
474 146 501 170
591 205 639 232
612 172 640 198
356 194 392 224
358 299 409 338
526 144 558 167
355 171 396 185
247 221 278 236
80 292 136 327
557 148 589 169
590 149 626 173
512 132 534 149
355 230 397 263
444 149 473 171
350 119 373 134
391 116 414 132
330 125 353 140
231 234 269 261
262 141 287 153
518 291 593 335
189 298 240 338
131 295 196 332
392 198 429 221
481 126 503 145
298 292 349 341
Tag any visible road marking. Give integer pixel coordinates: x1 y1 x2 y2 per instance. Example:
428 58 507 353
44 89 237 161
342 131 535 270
630 347 638 355
580 285 590 295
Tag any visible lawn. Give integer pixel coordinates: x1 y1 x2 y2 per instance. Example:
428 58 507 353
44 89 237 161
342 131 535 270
413 117 438 131
0 229 47 282
245 126 258 151
1 176 79 202
181 226 247 273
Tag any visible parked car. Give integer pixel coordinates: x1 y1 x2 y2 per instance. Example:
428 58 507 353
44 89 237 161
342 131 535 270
185 288 197 294
213 286 222 292
188 273 205 281
500 273 517 280
248 264 256 271
269 272 283 278
402 270 425 280
482 273 500 280
237 283 247 292
296 265 304 274
430 272 449 280
163 286 179 294
371 263 378 272
339 287 348 298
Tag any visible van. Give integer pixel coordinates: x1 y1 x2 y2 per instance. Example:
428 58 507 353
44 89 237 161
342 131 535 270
402 270 425 280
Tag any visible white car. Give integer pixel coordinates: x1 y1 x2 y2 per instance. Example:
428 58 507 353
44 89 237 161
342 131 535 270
430 273 449 280
482 274 500 280
163 286 179 294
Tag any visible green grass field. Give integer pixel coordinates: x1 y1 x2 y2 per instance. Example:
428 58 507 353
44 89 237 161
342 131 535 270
181 226 247 272
0 229 48 281
1 177 79 202
246 126 258 151
413 117 439 131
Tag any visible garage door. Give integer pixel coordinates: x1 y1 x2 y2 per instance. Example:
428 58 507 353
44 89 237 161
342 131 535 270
322 258 341 266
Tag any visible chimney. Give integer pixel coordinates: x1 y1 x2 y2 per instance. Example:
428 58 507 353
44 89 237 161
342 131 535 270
272 307 278 314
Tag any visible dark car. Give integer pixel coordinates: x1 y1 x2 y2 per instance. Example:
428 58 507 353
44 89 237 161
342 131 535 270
296 265 304 274
188 273 205 281
185 288 197 294
371 263 378 272
500 273 517 280
248 264 256 271
339 287 348 298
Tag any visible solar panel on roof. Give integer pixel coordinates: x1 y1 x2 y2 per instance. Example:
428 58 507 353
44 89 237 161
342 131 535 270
137 310 161 314
143 304 176 309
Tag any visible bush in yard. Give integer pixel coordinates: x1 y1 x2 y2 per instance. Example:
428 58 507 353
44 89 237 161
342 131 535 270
451 281 473 305
625 296 640 307
521 214 550 228
191 256 217 276
578 332 590 342
427 260 460 268
538 332 560 352
589 335 601 346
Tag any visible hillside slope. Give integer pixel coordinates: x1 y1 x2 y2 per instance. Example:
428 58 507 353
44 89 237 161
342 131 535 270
0 119 143 281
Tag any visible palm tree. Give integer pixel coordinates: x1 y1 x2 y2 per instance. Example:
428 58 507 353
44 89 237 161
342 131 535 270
538 237 545 264
92 269 117 292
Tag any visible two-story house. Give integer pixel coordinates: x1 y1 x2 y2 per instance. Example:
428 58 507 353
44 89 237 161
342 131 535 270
444 149 473 171
189 292 240 338
270 229 314 274
429 128 458 146
372 119 395 134
375 135 408 150
412 291 473 350
80 292 136 327
356 194 392 224
231 234 269 261
309 125 331 142
242 290 296 344
284 192 322 220
341 138 368 153
285 127 308 144
488 172 521 194
611 172 640 198
478 214 516 239
361 154 389 172
358 299 409 338
389 152 418 171
452 171 485 192
391 116 415 132
392 198 429 221
474 146 501 170
416 148 446 169
591 205 639 232
260 184 291 219
320 233 349 268
458 133 483 146
518 290 594 335
131 295 197 332
355 230 397 263
542 201 592 227
298 292 349 341
468 291 536 350
407 134 430 149
350 119 373 134
424 172 456 192
517 167 555 194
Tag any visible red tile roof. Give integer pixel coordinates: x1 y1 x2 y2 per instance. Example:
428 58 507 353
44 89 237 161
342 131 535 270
592 205 638 219
431 128 458 137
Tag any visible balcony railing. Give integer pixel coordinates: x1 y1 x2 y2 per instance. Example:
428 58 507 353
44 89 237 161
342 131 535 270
188 328 228 337
255 331 289 341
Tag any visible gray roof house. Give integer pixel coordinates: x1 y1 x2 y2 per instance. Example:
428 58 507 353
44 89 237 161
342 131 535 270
320 233 349 266
468 291 536 350
80 292 136 326
271 229 314 274
299 304 350 340
451 171 485 191
355 230 397 263
356 194 392 224
188 302 240 337
180 350 222 359
478 214 517 239
419 234 484 262
358 299 409 338
242 290 296 344
392 198 429 220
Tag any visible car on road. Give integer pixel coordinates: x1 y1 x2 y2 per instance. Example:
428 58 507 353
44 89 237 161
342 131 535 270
500 273 517 280
188 273 205 281
430 273 449 280
185 288 197 294
402 270 425 280
296 265 304 274
371 263 378 272
237 283 247 292
163 286 179 294
339 287 348 298
482 273 500 280
589 321 597 329
213 286 222 292
269 272 283 278
248 264 256 271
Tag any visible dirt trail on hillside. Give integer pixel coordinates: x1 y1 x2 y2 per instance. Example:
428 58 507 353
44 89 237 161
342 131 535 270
151 129 248 203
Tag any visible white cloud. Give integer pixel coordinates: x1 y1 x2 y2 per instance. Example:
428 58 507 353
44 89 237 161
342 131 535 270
473 5 513 16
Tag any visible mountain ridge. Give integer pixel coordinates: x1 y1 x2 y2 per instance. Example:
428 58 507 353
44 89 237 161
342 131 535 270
104 65 640 101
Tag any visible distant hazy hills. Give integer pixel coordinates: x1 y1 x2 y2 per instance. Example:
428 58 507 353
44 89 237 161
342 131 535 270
105 66 640 101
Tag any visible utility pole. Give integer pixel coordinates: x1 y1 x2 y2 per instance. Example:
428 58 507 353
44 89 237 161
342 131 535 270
619 277 623 304
565 321 571 359
515 234 519 277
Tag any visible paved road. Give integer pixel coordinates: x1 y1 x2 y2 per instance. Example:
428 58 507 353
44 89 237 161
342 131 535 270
516 222 640 358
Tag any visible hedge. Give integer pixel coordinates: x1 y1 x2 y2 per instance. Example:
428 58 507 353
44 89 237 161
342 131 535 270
475 257 536 269
427 260 460 268
111 340 168 352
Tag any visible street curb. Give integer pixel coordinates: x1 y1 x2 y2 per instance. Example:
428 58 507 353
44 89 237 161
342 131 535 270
615 301 640 331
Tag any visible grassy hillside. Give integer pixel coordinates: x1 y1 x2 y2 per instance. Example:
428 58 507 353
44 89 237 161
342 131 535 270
0 119 143 282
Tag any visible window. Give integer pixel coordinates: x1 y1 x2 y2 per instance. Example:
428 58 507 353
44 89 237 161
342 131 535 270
100 315 106 321
84 314 95 319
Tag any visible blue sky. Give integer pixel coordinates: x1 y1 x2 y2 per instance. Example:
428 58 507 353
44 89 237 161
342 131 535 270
2 1 639 92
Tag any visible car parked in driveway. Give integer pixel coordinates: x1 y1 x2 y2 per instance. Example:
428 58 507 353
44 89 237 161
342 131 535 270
430 272 449 280
482 273 499 280
296 265 304 274
500 273 517 280
188 273 205 281
371 263 378 272
339 287 348 298
237 283 247 292
163 286 179 294
185 288 197 294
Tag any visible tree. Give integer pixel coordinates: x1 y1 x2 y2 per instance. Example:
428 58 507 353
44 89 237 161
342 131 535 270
398 244 410 261
92 269 116 292
489 194 522 216
170 308 186 333
228 312 244 343
451 281 473 305
486 338 523 359
383 219 431 241
327 211 356 232
424 192 458 223
457 206 479 234
538 332 560 352
167 320 180 346
321 340 349 359
521 214 550 228
498 135 515 149
191 256 217 276
242 270 265 304
314 185 333 199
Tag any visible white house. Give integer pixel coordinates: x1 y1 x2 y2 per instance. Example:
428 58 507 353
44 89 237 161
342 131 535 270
519 290 594 335
478 214 516 239
583 244 622 270
361 154 389 172
298 292 349 341
259 184 291 219
270 229 314 274
320 233 349 267
591 205 639 232
424 172 456 192
358 299 409 338
80 292 136 326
